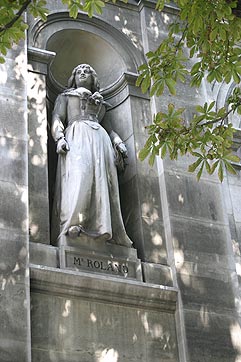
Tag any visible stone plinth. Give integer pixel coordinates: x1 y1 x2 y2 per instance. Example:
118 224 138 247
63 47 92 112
58 235 142 281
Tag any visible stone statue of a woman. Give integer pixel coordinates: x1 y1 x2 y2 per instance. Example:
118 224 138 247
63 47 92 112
51 64 132 248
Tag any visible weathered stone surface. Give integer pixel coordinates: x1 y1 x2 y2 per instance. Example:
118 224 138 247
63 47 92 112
228 184 241 223
0 181 27 233
118 134 137 183
178 272 235 311
0 56 26 99
29 242 58 268
28 157 49 195
184 309 238 362
171 216 230 257
29 193 50 243
0 94 27 140
0 340 30 362
142 262 173 286
30 265 178 311
28 70 50 244
130 97 152 129
0 136 27 186
119 175 144 252
104 98 133 143
142 219 167 264
30 266 178 362
0 42 31 362
165 172 225 223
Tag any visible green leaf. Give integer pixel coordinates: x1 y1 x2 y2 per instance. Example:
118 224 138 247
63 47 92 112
141 75 151 93
220 27 227 41
218 162 224 182
208 101 215 112
136 72 145 87
156 0 165 11
139 147 151 161
205 160 211 174
196 105 204 113
237 106 241 115
233 70 240 84
191 61 201 75
150 80 164 97
224 153 240 162
161 143 167 158
207 71 216 83
69 4 78 17
138 64 148 71
149 151 156 166
210 27 218 41
197 161 204 181
188 157 203 172
224 160 237 175
165 78 176 95
210 160 219 175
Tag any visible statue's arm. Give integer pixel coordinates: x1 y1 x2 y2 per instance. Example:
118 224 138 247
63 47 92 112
51 94 69 154
109 130 128 157
101 117 128 157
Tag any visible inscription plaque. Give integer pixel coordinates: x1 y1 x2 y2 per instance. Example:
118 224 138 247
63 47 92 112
60 246 142 280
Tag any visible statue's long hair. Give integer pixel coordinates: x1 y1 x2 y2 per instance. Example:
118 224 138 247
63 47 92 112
67 64 100 92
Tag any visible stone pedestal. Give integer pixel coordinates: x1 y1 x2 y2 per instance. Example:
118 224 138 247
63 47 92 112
58 235 142 281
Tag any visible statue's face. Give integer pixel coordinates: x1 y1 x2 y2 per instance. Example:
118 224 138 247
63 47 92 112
75 65 93 89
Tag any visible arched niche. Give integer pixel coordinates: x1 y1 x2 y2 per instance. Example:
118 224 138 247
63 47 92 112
29 12 143 82
28 11 146 246
215 81 241 153
46 29 126 94
215 81 241 129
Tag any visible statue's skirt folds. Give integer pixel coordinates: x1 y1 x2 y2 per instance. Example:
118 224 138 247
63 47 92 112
52 119 132 247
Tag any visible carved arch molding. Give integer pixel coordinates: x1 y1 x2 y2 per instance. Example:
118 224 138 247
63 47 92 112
28 12 145 104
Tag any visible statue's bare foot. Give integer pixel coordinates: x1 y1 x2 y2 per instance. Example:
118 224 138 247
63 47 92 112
68 225 81 238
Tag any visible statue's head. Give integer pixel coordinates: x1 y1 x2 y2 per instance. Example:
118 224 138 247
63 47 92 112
67 64 100 92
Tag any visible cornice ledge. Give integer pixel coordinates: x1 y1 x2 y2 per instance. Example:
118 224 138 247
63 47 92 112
103 72 149 108
138 0 179 14
28 46 56 74
30 265 178 312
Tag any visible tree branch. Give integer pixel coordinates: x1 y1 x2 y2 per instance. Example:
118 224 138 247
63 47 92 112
0 0 31 34
196 107 236 127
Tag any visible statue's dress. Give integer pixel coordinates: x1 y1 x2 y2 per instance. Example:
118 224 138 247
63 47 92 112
51 87 132 247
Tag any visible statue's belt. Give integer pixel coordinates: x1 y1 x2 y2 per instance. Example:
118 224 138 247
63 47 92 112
67 116 100 130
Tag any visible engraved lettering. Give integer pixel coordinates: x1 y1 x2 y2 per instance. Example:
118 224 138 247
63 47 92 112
87 259 94 268
71 255 129 276
122 265 128 273
107 263 115 272
74 257 81 266
100 261 107 270
94 260 101 269
114 263 122 273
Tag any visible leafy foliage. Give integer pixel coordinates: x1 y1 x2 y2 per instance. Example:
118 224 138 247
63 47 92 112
138 0 241 181
0 0 127 61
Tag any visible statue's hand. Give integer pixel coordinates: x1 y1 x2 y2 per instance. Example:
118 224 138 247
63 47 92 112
90 92 103 105
56 137 70 154
116 142 128 158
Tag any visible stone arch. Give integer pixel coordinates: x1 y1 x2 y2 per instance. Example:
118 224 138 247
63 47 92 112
214 81 241 153
215 80 241 129
29 11 144 100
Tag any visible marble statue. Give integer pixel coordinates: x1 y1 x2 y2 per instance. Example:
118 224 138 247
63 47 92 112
51 64 132 247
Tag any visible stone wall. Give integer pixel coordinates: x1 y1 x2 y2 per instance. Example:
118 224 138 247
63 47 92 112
0 1 241 362
0 41 31 360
